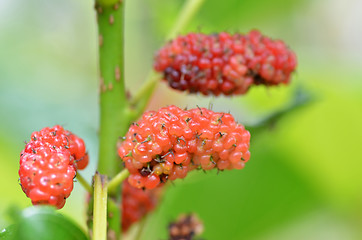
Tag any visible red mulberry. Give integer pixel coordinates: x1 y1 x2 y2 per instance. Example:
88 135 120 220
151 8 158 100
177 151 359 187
118 105 250 189
154 30 297 96
19 125 89 209
122 179 161 232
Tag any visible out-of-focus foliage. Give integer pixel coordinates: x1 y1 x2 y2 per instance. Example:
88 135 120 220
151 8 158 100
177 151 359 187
0 207 88 240
0 0 361 239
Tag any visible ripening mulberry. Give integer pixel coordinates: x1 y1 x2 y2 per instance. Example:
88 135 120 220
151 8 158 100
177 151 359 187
168 214 203 240
122 179 161 232
154 30 297 96
19 125 89 209
118 105 250 189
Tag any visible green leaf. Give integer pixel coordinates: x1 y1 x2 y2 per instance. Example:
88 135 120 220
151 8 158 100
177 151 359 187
0 225 17 239
247 86 314 133
1 206 88 240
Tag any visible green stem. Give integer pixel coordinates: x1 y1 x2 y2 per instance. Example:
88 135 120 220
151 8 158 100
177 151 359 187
95 1 130 239
96 0 131 178
76 172 92 193
166 0 206 40
96 0 120 7
129 0 206 120
93 172 108 240
129 71 160 118
91 1 206 239
107 169 130 195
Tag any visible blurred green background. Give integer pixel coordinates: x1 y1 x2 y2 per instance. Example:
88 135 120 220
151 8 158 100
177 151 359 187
1 0 362 239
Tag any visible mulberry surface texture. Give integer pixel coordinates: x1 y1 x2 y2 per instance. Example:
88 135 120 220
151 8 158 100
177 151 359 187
19 125 88 209
118 105 250 189
154 30 297 96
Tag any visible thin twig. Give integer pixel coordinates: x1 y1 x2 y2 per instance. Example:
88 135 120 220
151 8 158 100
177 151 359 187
107 169 130 194
93 172 108 240
76 172 92 193
130 0 207 118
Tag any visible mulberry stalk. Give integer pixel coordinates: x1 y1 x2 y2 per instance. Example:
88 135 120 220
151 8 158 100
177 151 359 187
118 105 250 189
19 125 89 209
154 30 297 96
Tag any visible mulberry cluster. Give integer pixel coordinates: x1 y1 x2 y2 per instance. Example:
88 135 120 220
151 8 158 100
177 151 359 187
154 30 297 96
118 105 250 189
168 214 203 240
121 179 161 232
19 125 88 209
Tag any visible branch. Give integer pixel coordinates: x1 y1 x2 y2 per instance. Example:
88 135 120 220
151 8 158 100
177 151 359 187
107 169 130 195
95 1 130 238
166 0 206 40
76 172 92 193
93 172 108 240
129 0 206 119
96 0 130 177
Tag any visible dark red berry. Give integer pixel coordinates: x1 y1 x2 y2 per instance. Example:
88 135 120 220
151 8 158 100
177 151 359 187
154 30 297 96
168 214 203 240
